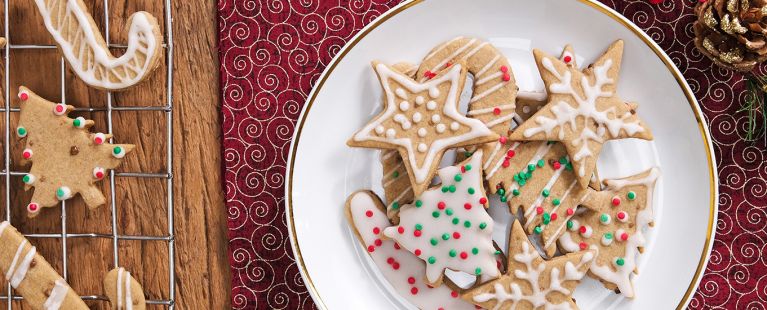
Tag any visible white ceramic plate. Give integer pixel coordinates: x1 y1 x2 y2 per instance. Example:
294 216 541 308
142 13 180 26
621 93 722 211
286 0 717 309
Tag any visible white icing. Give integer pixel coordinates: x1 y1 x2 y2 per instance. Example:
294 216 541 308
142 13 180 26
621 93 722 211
375 126 384 134
412 112 422 123
526 56 645 177
417 128 427 138
431 114 441 124
383 152 499 284
395 88 407 99
475 72 503 86
0 221 8 237
417 143 428 153
450 122 460 131
33 0 161 90
43 279 69 310
426 101 437 110
436 124 446 133
386 129 396 138
116 267 134 310
469 83 506 104
483 143 503 170
415 96 425 105
6 240 36 288
353 63 494 184
399 101 410 111
580 225 592 238
429 87 440 98
486 113 516 128
348 192 475 310
601 234 613 246
485 142 522 181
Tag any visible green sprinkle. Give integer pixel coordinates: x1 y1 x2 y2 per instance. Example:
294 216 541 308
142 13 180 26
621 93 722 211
512 189 520 196
552 198 561 206
499 196 507 203
430 238 438 246
528 164 535 172
547 141 555 145
415 200 422 207
615 257 625 266
600 213 610 223
542 189 550 197
513 174 520 182
627 191 636 200
465 164 472 171
533 226 542 234
454 174 462 182
113 146 123 155
442 233 450 241
73 118 82 127
497 188 506 195
464 151 473 157
471 247 479 255
22 175 31 183
542 213 551 225
445 208 454 216
559 157 568 164
566 162 573 171
448 185 456 193
604 232 613 240
449 249 457 257
428 256 436 264
566 220 574 229
475 268 482 275
452 218 460 225
463 221 471 228
525 171 532 179
495 250 502 255
468 187 475 194
415 224 423 230
432 211 440 218
392 202 400 210
479 222 487 230
537 159 545 167
518 179 526 186
392 171 399 178
442 186 449 193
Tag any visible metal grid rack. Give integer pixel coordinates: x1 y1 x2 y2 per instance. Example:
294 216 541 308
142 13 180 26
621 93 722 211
0 0 175 308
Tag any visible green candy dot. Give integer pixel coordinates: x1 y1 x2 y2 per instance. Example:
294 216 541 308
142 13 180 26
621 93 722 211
22 175 30 183
537 159 545 167
533 226 542 234
113 146 122 155
465 164 472 171
16 127 26 136
463 221 471 228
600 213 610 223
604 232 613 240
512 189 520 196
415 200 422 207
475 268 482 276
430 238 438 246
464 151 473 157
415 224 423 230
542 213 551 225
559 157 568 164
432 211 440 218
442 233 450 241
449 249 457 257
566 220 574 229
442 186 449 193
454 174 462 182
500 196 507 203
392 202 400 210
513 174 520 182
448 185 456 193
446 208 454 216
627 191 636 200
497 188 506 195
518 179 526 186
615 257 625 266
552 198 561 206
495 250 502 255
452 218 460 225
392 171 399 178
468 187 475 194
471 247 479 255
528 164 535 172
479 222 487 230
73 119 81 127
428 256 436 264
542 189 550 197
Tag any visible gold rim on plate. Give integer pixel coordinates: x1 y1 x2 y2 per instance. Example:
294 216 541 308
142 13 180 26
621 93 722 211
285 1 717 309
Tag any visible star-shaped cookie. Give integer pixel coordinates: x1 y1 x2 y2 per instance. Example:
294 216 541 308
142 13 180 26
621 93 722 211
463 220 594 309
349 61 498 196
509 40 652 188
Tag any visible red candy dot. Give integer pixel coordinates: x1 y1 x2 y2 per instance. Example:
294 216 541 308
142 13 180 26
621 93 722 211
536 206 544 215
19 92 29 101
411 287 418 295
620 233 629 241
493 107 501 115
374 239 382 246
464 203 472 210
502 159 510 168
394 243 401 250
500 65 508 73
397 226 404 234
95 171 105 179
499 137 507 144
365 210 373 217
451 291 459 298
54 104 65 114
387 257 394 265
617 212 626 220
551 213 558 221
566 208 574 216
479 197 488 205
22 149 32 159
367 245 375 252
453 232 461 239
579 242 588 250
393 262 400 270
438 202 446 210
579 226 587 234
414 230 422 237
507 150 515 158
414 249 422 256
553 162 561 170
408 277 416 284
564 55 572 63
460 252 468 259
373 227 380 234
27 203 38 212
502 73 511 82
612 197 621 206
461 166 466 173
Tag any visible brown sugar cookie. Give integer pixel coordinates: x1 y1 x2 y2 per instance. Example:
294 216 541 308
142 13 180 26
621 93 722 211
17 87 134 217
104 267 147 310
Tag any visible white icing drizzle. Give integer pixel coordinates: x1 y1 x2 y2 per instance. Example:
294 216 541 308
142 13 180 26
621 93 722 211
117 268 134 310
485 113 517 128
348 192 475 309
43 279 70 310
523 166 566 230
0 221 8 237
516 90 547 101
472 242 592 310
542 181 580 250
6 240 37 288
475 72 503 86
381 150 397 161
485 142 521 181
483 143 503 170
423 36 464 63
33 0 161 90
419 39 478 82
475 55 500 78
467 104 514 116
469 83 506 104
353 63 494 184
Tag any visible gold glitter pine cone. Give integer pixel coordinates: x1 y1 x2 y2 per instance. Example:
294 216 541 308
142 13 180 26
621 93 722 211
694 0 767 72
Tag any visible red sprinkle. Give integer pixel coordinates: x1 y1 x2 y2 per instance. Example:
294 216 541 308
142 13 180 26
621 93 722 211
479 197 488 205
373 227 380 234
464 203 472 210
397 226 404 234
374 239 382 246
461 166 466 173
22 150 32 159
579 242 588 250
414 230 422 237
27 203 38 212
393 262 400 270
620 233 629 241
536 206 544 215
394 243 401 250
499 137 507 144
579 226 587 234
408 277 416 284
551 213 558 221
502 73 511 82
453 232 461 239
617 212 626 220
411 287 418 295
507 150 515 158
387 257 394 265
414 249 422 256
553 162 561 170
438 202 446 210
365 210 373 217
500 65 508 73
460 252 468 259
445 62 452 68
19 92 29 101
493 107 501 115
95 171 105 179
564 55 572 63
367 245 375 252
566 208 574 216
451 291 459 298
502 159 510 168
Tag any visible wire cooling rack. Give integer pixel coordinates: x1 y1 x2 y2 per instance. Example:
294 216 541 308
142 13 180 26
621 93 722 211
0 0 175 308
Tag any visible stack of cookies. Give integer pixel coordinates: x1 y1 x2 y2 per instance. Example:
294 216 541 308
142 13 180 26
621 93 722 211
345 37 661 310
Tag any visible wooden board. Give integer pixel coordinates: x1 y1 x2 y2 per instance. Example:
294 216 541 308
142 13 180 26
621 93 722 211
0 0 229 308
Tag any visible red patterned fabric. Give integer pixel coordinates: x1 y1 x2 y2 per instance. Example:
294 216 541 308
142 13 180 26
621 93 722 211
218 1 764 309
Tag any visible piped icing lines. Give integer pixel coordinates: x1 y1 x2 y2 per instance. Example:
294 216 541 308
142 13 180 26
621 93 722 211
380 150 413 223
383 152 500 286
558 167 660 298
349 61 498 196
17 87 135 217
416 37 518 136
509 40 653 188
33 0 163 90
463 221 594 310
345 191 475 310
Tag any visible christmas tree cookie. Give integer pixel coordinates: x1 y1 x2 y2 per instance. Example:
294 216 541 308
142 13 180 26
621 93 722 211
509 40 653 188
463 220 594 309
558 167 660 298
17 87 134 217
383 151 500 286
349 61 498 197
345 191 475 310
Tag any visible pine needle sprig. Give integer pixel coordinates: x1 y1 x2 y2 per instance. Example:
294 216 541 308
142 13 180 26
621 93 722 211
739 75 767 143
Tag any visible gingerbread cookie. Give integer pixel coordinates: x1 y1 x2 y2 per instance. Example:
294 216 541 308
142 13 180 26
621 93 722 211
345 191 475 310
0 221 88 310
33 0 164 90
17 87 135 217
558 167 660 298
382 151 500 286
509 41 653 188
463 220 594 309
348 61 498 196
104 267 147 310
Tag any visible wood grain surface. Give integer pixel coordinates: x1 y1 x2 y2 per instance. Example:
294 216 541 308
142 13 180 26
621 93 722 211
0 0 229 308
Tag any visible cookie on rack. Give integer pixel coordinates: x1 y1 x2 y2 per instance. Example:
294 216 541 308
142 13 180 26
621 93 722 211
0 221 88 309
33 0 164 90
104 267 147 310
348 60 498 197
509 40 653 188
462 220 594 309
345 190 476 310
17 87 135 217
558 167 660 298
